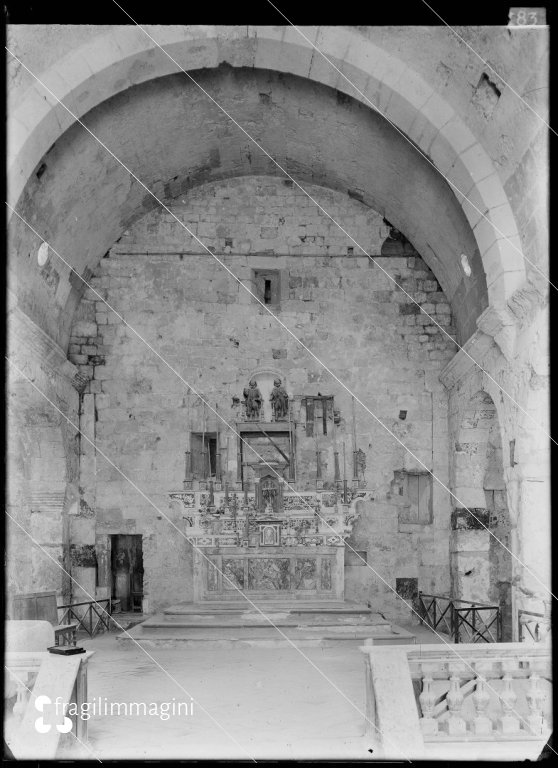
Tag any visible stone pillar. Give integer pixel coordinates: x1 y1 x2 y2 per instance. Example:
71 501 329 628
69 393 98 604
511 388 551 634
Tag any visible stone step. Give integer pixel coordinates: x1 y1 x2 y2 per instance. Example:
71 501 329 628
141 615 387 628
162 600 373 615
117 622 415 648
117 599 414 648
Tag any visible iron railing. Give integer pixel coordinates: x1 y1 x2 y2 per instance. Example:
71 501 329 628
58 598 112 638
518 609 551 643
418 592 501 643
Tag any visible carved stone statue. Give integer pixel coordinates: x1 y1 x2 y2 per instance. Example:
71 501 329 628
270 378 289 421
243 379 262 421
256 474 283 517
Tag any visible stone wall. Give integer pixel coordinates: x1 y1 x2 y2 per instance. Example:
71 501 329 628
6 305 82 604
68 176 457 618
442 302 550 640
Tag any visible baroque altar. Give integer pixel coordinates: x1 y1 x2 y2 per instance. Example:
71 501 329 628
173 373 369 601
169 481 367 601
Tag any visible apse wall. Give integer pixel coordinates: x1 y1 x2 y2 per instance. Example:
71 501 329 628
70 176 457 616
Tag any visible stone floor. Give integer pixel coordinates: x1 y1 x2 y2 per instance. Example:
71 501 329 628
69 623 545 761
70 621 446 760
78 631 374 759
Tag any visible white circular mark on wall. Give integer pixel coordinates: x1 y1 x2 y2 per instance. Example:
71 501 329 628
460 253 472 277
37 241 49 266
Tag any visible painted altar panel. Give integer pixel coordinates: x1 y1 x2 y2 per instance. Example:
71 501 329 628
197 549 340 599
248 558 290 590
294 558 318 590
321 558 332 591
223 558 245 590
207 557 219 591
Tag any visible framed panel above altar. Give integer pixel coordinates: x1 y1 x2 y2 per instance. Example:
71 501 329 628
236 422 293 487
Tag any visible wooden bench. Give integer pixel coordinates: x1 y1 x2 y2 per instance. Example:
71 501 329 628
11 592 78 647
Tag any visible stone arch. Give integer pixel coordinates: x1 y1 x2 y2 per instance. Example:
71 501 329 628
8 25 524 310
451 389 513 639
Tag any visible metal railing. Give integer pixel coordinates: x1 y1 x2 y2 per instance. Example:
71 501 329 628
58 598 112 638
418 592 501 643
518 609 551 644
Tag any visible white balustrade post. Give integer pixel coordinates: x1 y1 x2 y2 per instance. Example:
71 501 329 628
498 660 521 734
472 662 493 736
445 663 467 736
525 663 546 735
418 663 439 736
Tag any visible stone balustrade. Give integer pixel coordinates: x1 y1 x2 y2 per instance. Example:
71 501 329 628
361 642 551 759
5 651 94 759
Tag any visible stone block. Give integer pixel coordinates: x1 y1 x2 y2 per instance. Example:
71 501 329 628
450 529 490 552
423 281 438 292
71 320 97 337
69 354 88 365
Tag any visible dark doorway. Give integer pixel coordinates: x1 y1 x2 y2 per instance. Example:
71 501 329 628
110 534 143 612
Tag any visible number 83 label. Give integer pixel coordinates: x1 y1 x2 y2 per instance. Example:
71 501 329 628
508 8 546 26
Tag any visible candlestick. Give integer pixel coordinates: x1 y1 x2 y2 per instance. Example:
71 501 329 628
215 403 222 482
183 450 193 488
315 434 323 489
288 400 295 483
226 435 230 483
183 393 193 488
333 415 341 486
352 396 358 483
316 449 323 489
202 401 207 480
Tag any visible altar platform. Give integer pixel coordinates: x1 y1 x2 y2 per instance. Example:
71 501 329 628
116 600 416 648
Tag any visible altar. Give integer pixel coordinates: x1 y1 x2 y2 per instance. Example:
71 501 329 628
169 485 363 602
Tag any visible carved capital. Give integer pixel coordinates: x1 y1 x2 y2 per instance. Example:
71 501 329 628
507 272 548 324
476 305 517 361
439 330 494 390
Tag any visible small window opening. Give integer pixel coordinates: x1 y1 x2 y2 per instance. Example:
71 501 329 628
264 279 272 304
253 269 280 306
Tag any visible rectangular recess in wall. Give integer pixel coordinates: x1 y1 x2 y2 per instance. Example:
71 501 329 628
396 577 418 601
345 550 367 566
